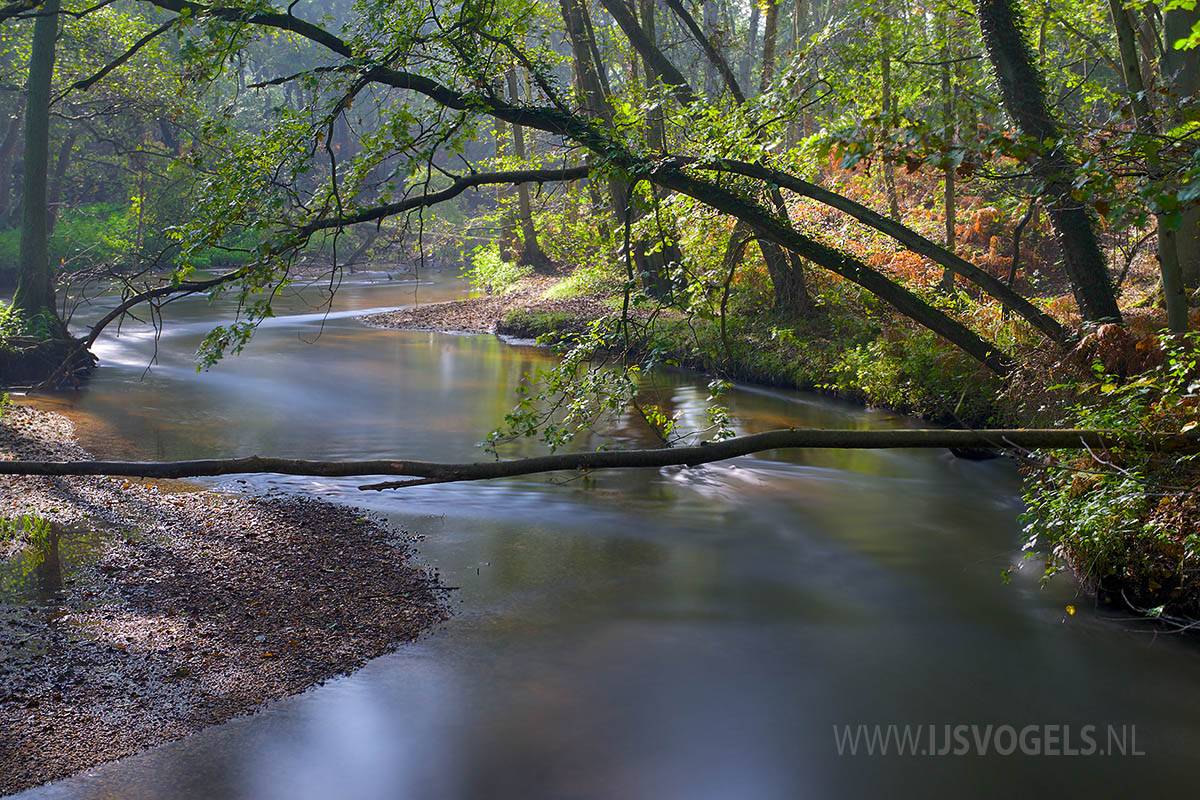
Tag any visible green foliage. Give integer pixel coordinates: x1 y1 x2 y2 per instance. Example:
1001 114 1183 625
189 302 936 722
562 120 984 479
500 308 585 340
0 513 52 547
485 318 637 453
467 245 531 293
829 330 1004 424
1020 334 1200 613
0 302 20 347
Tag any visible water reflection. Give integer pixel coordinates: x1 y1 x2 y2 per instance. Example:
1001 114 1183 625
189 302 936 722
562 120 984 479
11 273 1200 799
1 521 111 606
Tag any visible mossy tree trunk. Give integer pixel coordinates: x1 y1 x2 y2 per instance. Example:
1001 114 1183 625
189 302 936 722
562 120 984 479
1109 0 1188 331
0 106 22 226
974 0 1123 324
13 0 67 336
1163 5 1200 296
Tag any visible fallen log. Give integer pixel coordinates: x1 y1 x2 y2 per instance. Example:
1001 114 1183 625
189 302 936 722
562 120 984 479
0 427 1195 491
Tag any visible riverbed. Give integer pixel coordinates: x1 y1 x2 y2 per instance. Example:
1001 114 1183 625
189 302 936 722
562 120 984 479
11 270 1200 798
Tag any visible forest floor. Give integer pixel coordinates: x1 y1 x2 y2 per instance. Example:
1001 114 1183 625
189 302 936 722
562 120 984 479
0 403 448 795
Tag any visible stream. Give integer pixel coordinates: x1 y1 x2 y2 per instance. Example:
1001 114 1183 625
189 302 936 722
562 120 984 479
11 270 1200 798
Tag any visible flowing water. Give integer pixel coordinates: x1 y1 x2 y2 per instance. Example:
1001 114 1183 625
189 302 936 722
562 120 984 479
11 271 1200 798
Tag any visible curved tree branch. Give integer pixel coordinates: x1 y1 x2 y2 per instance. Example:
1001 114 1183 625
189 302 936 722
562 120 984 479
595 0 698 105
663 0 746 103
295 165 590 236
132 0 1016 371
679 157 1070 343
56 17 178 101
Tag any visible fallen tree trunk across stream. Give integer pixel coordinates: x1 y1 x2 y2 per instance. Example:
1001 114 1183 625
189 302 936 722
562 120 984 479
1 428 1195 491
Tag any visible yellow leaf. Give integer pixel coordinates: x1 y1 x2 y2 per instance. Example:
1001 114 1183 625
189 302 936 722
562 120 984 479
1066 604 1076 616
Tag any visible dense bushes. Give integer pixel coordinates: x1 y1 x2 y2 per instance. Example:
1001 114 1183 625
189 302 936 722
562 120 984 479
1020 333 1200 618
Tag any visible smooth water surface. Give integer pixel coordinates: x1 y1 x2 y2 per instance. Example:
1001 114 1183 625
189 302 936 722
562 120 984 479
12 270 1200 799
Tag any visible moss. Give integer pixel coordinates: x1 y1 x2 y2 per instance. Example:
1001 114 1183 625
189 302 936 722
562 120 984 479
0 304 95 387
498 308 592 339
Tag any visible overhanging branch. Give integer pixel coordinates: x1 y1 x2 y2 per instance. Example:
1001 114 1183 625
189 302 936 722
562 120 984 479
295 165 590 236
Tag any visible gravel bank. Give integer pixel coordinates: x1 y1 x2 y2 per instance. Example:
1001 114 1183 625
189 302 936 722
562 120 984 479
361 277 614 334
0 403 448 795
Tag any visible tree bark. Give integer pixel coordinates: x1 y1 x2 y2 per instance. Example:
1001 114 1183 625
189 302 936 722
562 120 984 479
46 129 75 236
684 157 1069 342
702 0 721 97
974 0 1122 323
0 106 22 224
759 0 779 94
640 0 666 149
597 0 697 105
741 1 760 94
1163 5 1200 294
654 169 1013 373
13 0 63 326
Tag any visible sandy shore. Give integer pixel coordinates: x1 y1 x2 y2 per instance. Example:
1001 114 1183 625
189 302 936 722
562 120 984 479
0 403 448 795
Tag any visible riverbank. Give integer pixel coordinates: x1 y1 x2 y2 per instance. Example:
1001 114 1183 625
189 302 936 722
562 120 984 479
0 402 448 795
365 275 1008 426
363 273 1200 624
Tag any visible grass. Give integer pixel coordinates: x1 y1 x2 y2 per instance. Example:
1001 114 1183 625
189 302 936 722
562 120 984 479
0 514 53 547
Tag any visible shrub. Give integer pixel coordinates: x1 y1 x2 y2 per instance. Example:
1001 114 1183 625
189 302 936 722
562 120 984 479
1020 333 1200 617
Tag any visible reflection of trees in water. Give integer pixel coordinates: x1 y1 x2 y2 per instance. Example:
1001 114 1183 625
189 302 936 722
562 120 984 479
1 521 99 603
35 525 62 595
1 518 59 600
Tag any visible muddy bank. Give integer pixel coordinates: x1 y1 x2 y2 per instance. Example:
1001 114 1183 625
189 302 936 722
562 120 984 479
0 403 448 795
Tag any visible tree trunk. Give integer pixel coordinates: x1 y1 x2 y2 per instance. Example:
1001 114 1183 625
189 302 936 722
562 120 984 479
655 169 1011 373
663 0 810 315
1179 206 1200 295
1109 0 1188 330
46 129 75 236
759 0 779 94
505 69 553 273
562 0 675 298
702 0 721 97
741 1 760 94
492 78 519 260
1163 5 1200 295
7 428 1191 488
13 0 64 331
939 12 957 293
974 0 1122 323
640 0 666 149
880 12 900 221
0 107 22 224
